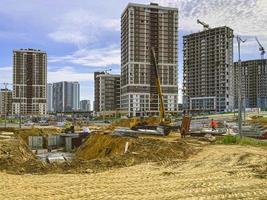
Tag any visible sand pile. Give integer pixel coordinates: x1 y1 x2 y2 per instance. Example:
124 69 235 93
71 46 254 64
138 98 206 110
75 133 196 170
15 128 62 142
76 134 135 160
0 138 44 173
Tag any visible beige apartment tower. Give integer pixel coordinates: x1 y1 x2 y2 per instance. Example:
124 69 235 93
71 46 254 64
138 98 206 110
0 89 12 116
121 3 179 117
183 26 234 113
12 49 47 115
94 73 120 115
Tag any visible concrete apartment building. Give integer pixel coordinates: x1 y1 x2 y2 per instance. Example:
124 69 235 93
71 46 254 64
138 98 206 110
183 26 234 113
94 73 120 114
52 81 80 112
0 89 12 116
47 83 53 112
121 3 179 117
12 49 47 115
94 72 104 112
80 100 91 112
233 59 267 109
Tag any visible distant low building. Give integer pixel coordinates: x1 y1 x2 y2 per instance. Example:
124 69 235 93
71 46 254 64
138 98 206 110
94 72 105 112
52 81 80 112
80 100 91 112
0 89 12 116
47 83 53 112
94 72 120 114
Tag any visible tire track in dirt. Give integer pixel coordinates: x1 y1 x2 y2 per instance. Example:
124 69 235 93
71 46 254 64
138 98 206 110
0 145 266 199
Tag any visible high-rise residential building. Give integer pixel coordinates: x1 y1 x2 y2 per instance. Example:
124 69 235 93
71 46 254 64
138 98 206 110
94 71 104 112
0 89 12 116
94 73 120 113
183 26 234 113
12 48 47 115
52 81 80 112
121 3 179 117
80 100 91 112
233 59 267 108
47 83 53 112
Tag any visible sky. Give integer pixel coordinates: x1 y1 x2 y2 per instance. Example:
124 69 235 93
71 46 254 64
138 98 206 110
0 0 266 104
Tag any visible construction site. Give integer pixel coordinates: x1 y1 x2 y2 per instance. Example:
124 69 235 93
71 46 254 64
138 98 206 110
0 112 267 199
0 2 267 200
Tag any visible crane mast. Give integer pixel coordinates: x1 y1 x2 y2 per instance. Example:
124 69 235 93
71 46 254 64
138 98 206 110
151 47 165 123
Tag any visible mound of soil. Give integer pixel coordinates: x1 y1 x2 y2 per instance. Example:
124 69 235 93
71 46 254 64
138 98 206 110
0 127 63 143
0 138 44 174
0 130 197 174
109 117 160 129
75 134 196 170
14 128 62 142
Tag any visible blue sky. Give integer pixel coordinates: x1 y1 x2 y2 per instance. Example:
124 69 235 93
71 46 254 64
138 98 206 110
0 0 266 103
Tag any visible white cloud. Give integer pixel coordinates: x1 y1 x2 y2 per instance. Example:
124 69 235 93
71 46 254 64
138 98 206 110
0 66 12 84
156 0 267 36
49 45 120 67
103 19 120 31
48 9 120 47
48 66 94 83
155 0 267 61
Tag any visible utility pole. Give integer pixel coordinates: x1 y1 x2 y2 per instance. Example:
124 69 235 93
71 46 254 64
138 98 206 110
236 35 246 138
19 78 29 128
3 83 8 128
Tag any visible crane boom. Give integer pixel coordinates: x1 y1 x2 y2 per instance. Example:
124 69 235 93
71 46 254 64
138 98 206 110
255 37 265 59
151 48 165 123
197 19 210 30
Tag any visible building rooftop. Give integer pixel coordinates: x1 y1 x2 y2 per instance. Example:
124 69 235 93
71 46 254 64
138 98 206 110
122 2 178 16
13 48 46 53
96 73 120 78
183 26 233 38
53 81 80 84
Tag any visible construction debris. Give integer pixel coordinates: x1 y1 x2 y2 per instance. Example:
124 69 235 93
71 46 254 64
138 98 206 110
204 134 216 142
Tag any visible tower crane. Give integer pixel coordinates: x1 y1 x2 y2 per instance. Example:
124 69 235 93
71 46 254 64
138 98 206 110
255 37 265 60
104 68 112 74
197 19 211 30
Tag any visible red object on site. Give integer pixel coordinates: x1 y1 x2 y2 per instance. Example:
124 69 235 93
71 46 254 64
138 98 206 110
210 120 218 127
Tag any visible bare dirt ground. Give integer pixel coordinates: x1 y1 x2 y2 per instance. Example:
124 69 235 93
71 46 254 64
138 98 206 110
1 144 266 200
